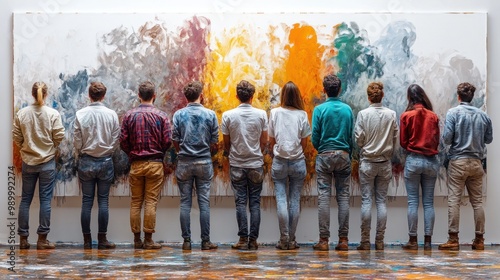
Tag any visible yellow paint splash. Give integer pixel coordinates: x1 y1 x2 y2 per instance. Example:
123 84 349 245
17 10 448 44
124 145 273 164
204 24 278 182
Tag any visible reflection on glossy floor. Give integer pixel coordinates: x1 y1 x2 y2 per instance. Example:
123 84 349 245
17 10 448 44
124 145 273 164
3 243 500 279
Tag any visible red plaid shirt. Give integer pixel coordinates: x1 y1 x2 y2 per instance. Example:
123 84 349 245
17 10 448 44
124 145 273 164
120 104 172 162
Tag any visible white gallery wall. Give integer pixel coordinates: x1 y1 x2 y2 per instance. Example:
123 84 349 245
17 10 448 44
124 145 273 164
1 0 499 244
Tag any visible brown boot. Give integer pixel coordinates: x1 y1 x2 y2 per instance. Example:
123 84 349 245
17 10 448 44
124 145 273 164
356 241 370 251
201 240 218 250
231 237 248 250
438 232 459 251
98 233 116 249
37 234 55 250
472 234 484 250
20 236 30 250
424 235 432 251
375 240 384 251
288 239 300 250
335 236 349 251
143 232 162 249
402 235 418 250
133 232 143 249
248 238 258 250
313 237 329 251
83 233 92 249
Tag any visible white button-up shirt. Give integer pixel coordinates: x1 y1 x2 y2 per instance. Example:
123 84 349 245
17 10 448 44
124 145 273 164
74 102 120 157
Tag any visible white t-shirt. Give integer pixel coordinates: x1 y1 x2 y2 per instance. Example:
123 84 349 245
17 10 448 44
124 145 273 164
268 107 311 160
221 104 268 168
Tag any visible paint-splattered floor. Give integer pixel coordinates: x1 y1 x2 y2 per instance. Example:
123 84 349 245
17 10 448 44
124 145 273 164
3 244 500 279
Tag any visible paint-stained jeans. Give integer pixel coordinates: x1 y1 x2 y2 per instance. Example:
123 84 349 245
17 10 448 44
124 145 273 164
177 159 213 241
230 166 264 240
18 159 56 236
272 157 306 242
404 153 439 237
359 160 392 242
129 160 164 234
447 158 485 234
78 155 114 234
316 151 351 239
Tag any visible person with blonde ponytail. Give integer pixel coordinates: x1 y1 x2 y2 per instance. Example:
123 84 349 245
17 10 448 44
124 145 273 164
12 82 65 250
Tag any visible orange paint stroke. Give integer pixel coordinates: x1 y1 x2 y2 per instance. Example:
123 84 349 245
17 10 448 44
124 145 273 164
273 23 328 189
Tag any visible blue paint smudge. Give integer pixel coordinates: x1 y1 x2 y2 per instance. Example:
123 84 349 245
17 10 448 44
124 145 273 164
54 70 89 182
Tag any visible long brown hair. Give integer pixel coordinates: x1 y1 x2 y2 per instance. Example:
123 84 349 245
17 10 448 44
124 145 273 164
405 84 433 111
280 81 304 110
32 82 48 106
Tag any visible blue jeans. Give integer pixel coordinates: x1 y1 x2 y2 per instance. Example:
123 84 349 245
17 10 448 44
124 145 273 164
404 153 439 237
271 157 306 242
176 159 213 241
315 151 351 239
18 159 56 236
230 166 264 240
359 160 392 242
78 155 114 234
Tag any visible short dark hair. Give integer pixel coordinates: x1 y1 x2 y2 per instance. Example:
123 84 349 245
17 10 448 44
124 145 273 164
323 74 342 97
457 82 476 103
236 80 255 103
138 81 155 101
183 81 203 102
367 82 384 103
89 82 107 101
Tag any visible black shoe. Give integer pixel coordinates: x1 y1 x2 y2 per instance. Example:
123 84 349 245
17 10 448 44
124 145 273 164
182 238 192 251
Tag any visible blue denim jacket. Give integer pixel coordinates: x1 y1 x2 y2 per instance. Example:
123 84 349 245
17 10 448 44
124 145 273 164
443 102 493 160
172 103 219 160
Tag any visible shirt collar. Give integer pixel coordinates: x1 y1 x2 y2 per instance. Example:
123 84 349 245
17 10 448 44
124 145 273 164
369 103 383 108
187 102 203 107
326 97 340 101
89 102 104 107
238 103 252 108
459 101 472 106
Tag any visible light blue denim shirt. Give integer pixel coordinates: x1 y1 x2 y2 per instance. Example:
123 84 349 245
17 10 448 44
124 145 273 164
172 103 219 160
443 102 493 160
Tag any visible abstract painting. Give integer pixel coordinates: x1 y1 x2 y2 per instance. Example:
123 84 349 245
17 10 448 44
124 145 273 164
13 13 487 196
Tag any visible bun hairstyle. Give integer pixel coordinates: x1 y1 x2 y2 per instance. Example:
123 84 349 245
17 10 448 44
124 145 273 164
32 82 48 105
457 82 476 103
367 82 384 103
183 81 203 102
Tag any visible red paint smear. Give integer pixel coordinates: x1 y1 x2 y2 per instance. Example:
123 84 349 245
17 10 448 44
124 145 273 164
160 16 211 114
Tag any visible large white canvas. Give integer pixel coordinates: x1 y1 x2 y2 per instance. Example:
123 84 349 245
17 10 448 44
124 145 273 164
13 12 487 197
